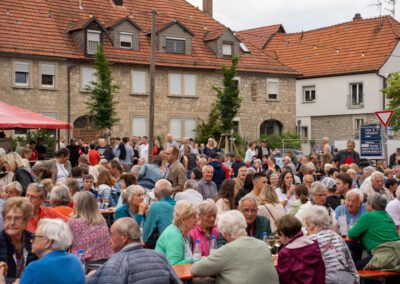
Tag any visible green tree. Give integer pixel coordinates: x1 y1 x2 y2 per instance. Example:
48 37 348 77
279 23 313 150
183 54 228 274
214 56 241 132
196 102 223 143
86 45 119 135
381 72 400 131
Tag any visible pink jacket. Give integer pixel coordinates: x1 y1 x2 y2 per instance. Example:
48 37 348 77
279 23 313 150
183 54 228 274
188 224 219 256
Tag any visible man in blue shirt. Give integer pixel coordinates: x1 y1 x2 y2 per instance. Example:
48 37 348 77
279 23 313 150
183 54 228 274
335 188 366 233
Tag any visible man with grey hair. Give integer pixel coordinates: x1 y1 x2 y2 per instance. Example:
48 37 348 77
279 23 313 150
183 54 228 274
333 140 360 166
365 171 393 201
283 155 296 174
174 179 203 205
192 210 279 284
359 166 375 192
335 189 366 236
349 193 400 270
197 165 218 199
88 218 180 284
386 187 400 226
142 179 176 248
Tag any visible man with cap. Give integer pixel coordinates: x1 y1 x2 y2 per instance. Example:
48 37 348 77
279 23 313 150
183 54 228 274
322 177 340 210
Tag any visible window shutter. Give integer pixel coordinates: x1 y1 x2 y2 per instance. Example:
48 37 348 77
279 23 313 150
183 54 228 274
15 62 29 73
184 118 196 139
82 67 96 88
169 74 182 95
184 75 196 96
170 118 182 139
132 117 147 137
131 71 146 94
87 31 100 42
41 64 55 76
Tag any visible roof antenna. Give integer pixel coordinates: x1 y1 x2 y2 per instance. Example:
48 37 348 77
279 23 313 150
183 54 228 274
79 0 83 10
384 0 396 17
367 0 383 27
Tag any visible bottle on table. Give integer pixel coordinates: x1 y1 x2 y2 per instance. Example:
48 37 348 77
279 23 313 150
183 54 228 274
78 249 85 273
193 239 201 262
209 235 217 255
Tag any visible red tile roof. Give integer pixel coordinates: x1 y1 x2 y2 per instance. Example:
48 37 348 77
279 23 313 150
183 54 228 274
260 16 400 78
237 24 285 49
0 0 297 75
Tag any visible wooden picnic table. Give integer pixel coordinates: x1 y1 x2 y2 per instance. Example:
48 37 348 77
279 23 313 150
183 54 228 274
173 263 193 280
99 208 115 215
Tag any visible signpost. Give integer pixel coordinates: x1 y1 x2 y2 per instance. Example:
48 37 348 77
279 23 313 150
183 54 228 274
374 110 394 162
359 124 383 159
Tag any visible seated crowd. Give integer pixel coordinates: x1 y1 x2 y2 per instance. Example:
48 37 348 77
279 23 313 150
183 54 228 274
0 136 399 284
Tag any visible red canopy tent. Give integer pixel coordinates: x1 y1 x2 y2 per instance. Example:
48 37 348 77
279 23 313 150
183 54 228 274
0 102 72 129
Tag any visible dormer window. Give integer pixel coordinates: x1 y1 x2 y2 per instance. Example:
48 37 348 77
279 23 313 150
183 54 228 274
222 42 233 57
87 30 101 55
120 32 133 49
166 38 185 54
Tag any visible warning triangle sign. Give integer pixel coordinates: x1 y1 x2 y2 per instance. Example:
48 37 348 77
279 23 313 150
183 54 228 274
375 110 394 127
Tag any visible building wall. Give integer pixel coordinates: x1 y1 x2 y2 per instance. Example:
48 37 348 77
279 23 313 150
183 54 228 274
158 24 192 55
310 113 377 140
0 56 296 142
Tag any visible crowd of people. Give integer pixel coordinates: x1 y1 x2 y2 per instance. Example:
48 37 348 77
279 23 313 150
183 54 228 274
0 135 399 283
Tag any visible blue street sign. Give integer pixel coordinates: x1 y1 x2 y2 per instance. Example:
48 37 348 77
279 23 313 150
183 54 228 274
360 124 383 159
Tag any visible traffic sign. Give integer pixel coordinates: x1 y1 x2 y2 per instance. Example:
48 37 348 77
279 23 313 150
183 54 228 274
375 110 394 127
360 124 383 159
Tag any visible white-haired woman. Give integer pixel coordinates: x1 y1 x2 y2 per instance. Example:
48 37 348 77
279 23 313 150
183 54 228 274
19 218 85 284
4 181 23 199
155 200 197 265
49 184 73 218
189 199 218 256
192 210 279 284
304 205 359 284
114 185 148 225
68 191 113 263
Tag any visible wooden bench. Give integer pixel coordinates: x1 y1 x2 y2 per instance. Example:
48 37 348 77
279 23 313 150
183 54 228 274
358 269 400 283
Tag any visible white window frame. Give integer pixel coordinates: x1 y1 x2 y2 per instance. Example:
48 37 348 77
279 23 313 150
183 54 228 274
165 37 186 54
40 63 57 89
87 30 101 55
13 61 30 87
168 73 197 96
131 70 147 95
120 32 133 49
169 117 197 140
81 66 97 91
350 82 364 106
266 78 279 100
222 43 233 56
354 118 364 131
132 116 148 137
303 85 316 103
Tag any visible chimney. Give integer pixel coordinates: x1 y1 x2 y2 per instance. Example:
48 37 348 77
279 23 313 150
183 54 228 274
353 13 362 21
113 0 123 6
203 0 213 17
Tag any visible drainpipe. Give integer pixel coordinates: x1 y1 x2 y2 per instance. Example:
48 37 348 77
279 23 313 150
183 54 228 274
377 72 387 109
67 64 78 142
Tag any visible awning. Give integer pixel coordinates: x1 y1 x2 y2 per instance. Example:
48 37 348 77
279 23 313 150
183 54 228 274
0 102 72 129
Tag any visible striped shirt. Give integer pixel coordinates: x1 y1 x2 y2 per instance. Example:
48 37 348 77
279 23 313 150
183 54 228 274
309 230 359 284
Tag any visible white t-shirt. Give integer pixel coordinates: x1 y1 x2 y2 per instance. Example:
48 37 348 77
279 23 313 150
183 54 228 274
138 144 149 162
275 187 296 212
244 148 257 163
386 198 400 226
56 162 69 183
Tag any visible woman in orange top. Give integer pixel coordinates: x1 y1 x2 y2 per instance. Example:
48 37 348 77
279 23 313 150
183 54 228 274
25 183 67 233
49 184 73 218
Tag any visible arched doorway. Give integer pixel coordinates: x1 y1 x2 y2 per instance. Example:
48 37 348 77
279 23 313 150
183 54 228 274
73 115 99 143
260 120 283 137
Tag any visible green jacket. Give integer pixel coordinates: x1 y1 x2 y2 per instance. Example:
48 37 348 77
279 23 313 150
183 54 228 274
217 215 271 247
155 224 193 265
143 197 176 245
192 236 279 284
348 210 400 251
365 241 400 271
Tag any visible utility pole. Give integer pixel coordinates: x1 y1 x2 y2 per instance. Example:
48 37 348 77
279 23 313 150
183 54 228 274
148 10 157 162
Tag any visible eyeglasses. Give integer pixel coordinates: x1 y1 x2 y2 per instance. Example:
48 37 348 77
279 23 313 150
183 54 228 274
4 216 25 224
31 234 47 242
241 208 258 214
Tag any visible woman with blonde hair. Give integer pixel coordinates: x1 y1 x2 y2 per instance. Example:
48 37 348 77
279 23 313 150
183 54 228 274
156 200 197 265
97 169 117 208
2 152 33 195
258 184 285 233
68 191 113 263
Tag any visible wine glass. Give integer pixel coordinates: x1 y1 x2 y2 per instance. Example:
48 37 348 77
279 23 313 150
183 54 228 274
103 198 110 208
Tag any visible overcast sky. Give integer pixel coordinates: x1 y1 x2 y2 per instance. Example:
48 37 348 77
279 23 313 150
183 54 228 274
186 0 399 32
